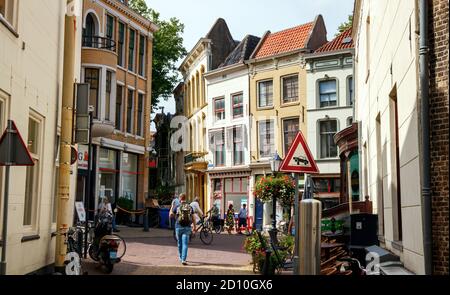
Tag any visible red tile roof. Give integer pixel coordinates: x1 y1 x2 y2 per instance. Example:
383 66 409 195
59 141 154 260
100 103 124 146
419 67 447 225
254 22 315 59
315 28 353 53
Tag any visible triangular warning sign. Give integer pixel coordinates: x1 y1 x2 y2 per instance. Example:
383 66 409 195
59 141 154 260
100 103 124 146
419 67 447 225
0 120 34 166
279 131 319 174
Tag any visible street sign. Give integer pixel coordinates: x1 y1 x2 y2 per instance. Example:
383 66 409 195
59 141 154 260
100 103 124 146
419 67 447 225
0 120 34 166
279 131 319 174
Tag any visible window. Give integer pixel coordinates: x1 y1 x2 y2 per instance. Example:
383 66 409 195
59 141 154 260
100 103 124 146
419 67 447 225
283 118 299 155
127 89 134 133
348 76 354 106
347 117 353 126
319 80 337 107
232 93 243 118
319 120 338 158
214 98 225 121
211 130 225 166
121 153 138 201
233 127 243 165
128 29 135 71
282 75 299 103
258 80 273 108
24 116 42 226
139 35 146 76
116 85 123 130
314 178 341 193
137 93 144 136
105 71 112 121
258 120 275 158
0 0 17 28
84 68 100 118
106 14 115 49
390 90 402 242
118 22 125 66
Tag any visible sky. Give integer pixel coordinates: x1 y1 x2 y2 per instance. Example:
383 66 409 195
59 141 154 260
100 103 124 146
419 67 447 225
149 0 354 127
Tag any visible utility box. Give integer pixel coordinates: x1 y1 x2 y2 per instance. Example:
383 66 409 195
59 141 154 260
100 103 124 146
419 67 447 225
74 83 90 144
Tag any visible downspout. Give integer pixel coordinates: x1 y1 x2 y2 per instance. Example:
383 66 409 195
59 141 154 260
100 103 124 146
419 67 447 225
419 0 432 275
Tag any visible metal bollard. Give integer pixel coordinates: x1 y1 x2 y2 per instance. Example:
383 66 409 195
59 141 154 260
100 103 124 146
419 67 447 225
298 199 322 275
143 208 149 232
262 249 273 275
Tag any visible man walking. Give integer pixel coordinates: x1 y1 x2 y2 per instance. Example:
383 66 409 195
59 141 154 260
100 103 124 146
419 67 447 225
170 193 196 265
238 203 248 234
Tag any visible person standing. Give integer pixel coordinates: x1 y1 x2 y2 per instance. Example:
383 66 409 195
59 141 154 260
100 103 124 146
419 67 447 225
169 194 180 229
170 193 196 265
226 204 235 234
238 204 248 234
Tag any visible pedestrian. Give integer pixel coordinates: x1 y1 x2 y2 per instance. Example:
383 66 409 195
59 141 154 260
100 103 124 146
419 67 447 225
170 193 196 265
190 196 204 228
111 200 120 232
238 204 248 234
169 193 180 229
226 203 235 234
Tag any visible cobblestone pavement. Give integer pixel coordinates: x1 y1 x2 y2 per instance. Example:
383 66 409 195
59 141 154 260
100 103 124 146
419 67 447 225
83 226 256 275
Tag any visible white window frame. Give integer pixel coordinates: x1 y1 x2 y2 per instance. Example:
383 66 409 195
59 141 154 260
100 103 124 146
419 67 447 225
257 79 274 109
281 74 299 104
258 120 275 159
318 119 339 159
317 78 338 108
23 111 44 232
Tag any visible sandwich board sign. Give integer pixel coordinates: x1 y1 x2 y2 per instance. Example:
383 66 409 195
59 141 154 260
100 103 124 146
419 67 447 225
279 131 319 174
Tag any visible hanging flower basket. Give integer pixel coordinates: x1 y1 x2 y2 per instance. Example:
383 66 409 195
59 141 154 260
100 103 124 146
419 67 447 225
253 175 295 208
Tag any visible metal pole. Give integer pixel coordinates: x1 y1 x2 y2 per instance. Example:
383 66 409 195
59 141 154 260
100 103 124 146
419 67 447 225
293 173 300 275
299 198 322 275
419 0 433 275
0 120 12 275
143 208 149 232
55 3 76 272
84 113 93 259
0 166 10 275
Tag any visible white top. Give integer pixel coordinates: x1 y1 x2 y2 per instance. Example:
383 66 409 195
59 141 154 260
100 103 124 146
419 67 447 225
190 201 204 216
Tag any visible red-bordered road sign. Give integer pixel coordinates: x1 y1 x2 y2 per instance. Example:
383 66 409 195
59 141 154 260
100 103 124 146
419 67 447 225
0 120 34 166
279 131 319 174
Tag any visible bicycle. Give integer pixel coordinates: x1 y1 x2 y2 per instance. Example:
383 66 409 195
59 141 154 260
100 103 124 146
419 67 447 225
173 217 213 245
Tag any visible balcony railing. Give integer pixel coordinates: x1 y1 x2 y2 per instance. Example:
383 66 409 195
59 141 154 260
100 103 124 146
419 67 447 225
184 152 207 165
82 35 116 52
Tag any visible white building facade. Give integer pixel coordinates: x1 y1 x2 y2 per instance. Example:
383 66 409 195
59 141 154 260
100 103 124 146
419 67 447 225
204 61 252 219
0 0 82 274
354 0 425 274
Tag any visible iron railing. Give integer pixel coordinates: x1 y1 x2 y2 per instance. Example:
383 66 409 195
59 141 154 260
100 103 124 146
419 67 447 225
82 35 116 52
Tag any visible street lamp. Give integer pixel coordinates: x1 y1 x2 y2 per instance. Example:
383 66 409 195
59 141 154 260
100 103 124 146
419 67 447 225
269 151 282 244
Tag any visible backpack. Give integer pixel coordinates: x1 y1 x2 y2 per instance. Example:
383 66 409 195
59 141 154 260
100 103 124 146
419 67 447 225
177 202 192 227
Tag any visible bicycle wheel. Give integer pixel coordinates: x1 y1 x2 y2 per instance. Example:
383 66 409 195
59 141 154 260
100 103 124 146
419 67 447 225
199 227 213 245
214 225 223 234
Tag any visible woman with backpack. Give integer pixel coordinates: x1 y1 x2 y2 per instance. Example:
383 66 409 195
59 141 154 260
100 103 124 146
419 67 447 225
169 193 196 265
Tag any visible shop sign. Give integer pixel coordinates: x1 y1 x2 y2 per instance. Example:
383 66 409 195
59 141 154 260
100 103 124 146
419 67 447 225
77 144 89 170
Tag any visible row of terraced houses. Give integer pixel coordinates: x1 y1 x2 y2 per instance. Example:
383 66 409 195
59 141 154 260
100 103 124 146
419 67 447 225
169 1 448 275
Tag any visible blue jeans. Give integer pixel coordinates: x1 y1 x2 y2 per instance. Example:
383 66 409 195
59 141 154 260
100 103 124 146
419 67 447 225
175 226 191 262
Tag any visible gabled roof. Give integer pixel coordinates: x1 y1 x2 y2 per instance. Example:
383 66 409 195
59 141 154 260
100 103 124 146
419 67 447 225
253 21 315 59
220 35 261 67
316 28 354 53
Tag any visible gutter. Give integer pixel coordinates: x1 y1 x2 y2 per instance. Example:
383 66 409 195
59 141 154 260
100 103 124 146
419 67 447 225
419 0 432 275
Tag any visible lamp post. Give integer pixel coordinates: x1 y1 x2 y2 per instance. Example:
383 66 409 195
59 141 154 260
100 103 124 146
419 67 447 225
269 152 282 244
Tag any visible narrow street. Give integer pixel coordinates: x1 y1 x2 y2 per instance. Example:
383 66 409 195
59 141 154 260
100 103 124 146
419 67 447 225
83 227 255 275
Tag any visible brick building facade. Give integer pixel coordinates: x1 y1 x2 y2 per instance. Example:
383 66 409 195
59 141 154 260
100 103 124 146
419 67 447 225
429 0 449 275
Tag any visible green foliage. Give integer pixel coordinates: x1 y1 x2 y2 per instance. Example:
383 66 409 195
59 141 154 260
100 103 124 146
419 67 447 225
155 184 175 206
117 197 134 210
254 175 295 208
128 0 187 112
336 15 353 37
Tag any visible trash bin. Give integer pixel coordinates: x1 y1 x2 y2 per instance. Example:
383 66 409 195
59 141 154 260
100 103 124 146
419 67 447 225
159 208 170 229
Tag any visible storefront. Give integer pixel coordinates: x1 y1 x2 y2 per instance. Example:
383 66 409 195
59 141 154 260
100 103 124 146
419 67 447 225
209 171 252 220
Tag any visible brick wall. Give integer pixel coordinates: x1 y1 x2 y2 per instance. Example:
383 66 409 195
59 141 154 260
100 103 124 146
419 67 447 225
429 0 449 275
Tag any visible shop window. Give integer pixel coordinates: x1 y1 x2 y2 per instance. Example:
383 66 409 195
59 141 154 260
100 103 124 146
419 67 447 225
121 153 138 202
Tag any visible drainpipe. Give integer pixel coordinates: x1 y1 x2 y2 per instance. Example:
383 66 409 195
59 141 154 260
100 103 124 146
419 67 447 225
55 0 77 273
419 0 432 275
